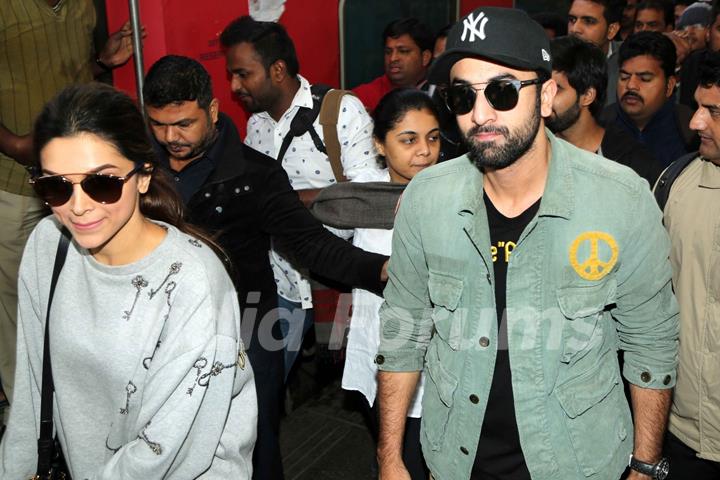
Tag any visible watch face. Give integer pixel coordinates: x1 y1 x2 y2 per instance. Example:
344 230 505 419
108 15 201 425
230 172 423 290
655 458 670 480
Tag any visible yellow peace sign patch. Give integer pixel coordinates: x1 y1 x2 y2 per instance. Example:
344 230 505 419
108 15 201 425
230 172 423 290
569 231 619 281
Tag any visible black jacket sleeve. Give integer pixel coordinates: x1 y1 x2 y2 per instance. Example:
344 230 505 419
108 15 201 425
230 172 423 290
248 146 387 296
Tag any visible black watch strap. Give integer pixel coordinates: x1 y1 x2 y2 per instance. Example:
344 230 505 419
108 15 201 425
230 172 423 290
629 454 670 479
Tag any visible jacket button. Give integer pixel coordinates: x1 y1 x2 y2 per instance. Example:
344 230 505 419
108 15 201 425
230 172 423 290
469 394 479 404
479 337 490 347
460 446 469 455
640 371 652 383
663 375 671 385
375 354 385 365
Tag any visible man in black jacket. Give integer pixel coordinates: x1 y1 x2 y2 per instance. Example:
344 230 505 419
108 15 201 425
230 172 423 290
142 55 387 480
547 35 663 185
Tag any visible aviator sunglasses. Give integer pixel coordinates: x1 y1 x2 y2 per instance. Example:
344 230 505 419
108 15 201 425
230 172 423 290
29 164 145 207
442 78 544 115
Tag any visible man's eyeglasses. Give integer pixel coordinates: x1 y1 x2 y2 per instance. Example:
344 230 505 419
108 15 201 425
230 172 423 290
441 78 543 115
29 165 145 207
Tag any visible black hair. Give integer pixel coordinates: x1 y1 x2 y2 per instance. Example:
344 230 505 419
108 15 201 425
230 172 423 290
619 31 677 79
220 16 300 77
636 1 675 29
579 0 628 25
382 18 434 53
532 11 569 37
372 89 440 167
32 83 223 255
699 50 720 87
551 35 608 118
436 23 454 40
712 3 720 26
143 55 213 109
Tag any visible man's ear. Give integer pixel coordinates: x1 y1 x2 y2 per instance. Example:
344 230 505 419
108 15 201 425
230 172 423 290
421 50 432 68
269 59 287 83
665 75 677 98
209 98 220 124
539 78 558 118
579 87 597 108
607 21 621 41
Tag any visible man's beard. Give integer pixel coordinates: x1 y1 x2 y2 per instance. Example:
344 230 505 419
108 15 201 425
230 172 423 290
465 94 542 171
163 121 218 160
546 100 581 134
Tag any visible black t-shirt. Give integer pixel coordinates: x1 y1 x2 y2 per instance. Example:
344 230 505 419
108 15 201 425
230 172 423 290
470 192 541 480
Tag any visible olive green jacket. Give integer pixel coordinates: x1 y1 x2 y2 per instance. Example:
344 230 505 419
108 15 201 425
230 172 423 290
377 131 679 479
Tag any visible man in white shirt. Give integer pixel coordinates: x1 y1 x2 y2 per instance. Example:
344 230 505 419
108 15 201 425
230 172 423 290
220 16 379 379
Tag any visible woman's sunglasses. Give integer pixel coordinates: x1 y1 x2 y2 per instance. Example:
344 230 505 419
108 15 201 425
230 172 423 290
442 78 543 115
29 165 145 207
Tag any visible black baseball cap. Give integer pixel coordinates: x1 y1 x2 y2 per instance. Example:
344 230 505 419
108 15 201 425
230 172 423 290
429 7 552 85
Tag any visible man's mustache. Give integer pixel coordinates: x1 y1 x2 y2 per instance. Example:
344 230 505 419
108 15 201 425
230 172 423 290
466 125 510 138
621 92 644 103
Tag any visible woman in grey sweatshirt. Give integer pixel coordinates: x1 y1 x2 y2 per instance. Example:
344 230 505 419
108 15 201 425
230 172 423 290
0 83 257 479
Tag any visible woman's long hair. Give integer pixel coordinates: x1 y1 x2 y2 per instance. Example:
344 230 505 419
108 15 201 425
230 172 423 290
32 82 225 259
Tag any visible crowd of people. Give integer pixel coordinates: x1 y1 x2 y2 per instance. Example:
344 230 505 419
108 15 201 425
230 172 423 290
0 0 718 479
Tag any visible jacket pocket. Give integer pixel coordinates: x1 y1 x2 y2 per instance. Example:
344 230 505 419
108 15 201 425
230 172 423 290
554 359 628 476
421 342 459 451
428 271 464 350
556 279 616 363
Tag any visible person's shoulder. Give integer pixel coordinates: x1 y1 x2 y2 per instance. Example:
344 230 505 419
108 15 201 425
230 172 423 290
338 91 370 112
164 225 235 292
412 155 477 183
558 135 649 196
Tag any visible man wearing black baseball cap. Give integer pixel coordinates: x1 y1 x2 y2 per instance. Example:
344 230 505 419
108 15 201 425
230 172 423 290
376 7 678 480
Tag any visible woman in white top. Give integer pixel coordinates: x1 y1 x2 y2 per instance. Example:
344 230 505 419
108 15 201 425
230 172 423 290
0 83 257 479
340 88 441 480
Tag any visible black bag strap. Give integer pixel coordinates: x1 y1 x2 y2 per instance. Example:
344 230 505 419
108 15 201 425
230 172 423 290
653 152 697 211
36 229 70 476
276 84 331 163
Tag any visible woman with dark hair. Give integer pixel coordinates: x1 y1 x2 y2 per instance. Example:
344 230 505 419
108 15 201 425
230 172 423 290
338 88 441 480
0 83 256 479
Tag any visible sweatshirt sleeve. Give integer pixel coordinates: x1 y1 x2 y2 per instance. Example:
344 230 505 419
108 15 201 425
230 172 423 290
0 271 45 479
0 222 52 479
92 282 256 479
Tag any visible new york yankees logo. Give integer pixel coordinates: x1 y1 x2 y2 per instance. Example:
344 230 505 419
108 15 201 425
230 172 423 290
461 12 489 42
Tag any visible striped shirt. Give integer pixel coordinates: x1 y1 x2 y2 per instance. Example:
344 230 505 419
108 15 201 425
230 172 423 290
0 0 95 195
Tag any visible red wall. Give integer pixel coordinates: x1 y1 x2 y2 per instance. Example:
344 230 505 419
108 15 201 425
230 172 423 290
106 0 340 135
105 0 510 135
460 0 514 15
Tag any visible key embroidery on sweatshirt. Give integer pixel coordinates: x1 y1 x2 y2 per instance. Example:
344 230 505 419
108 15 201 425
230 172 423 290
187 357 208 396
143 340 162 370
119 381 137 415
122 275 149 321
139 421 162 455
149 262 182 299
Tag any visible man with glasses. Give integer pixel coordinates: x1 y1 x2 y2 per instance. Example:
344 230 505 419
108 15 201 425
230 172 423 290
376 7 678 480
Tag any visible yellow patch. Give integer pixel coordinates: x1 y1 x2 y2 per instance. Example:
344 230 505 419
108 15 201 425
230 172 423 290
569 231 619 281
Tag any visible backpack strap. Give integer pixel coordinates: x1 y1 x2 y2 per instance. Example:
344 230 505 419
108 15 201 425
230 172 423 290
319 89 353 183
653 151 697 211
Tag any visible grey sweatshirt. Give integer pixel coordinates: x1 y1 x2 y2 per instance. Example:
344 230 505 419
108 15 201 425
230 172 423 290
0 217 257 479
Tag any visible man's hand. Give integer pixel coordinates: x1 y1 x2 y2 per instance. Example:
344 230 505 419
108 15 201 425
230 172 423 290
378 459 411 480
98 21 146 69
380 259 389 282
0 124 33 166
626 471 652 480
665 31 691 66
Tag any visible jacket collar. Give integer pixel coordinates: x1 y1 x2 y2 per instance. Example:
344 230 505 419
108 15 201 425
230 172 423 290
456 129 574 220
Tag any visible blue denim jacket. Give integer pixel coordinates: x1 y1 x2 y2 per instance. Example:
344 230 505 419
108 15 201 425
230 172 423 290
377 131 679 480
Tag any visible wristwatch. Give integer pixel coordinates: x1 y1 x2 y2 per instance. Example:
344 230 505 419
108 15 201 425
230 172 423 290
628 454 670 479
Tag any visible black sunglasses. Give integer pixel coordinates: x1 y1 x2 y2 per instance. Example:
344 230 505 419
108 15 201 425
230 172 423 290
29 165 145 207
442 78 543 115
